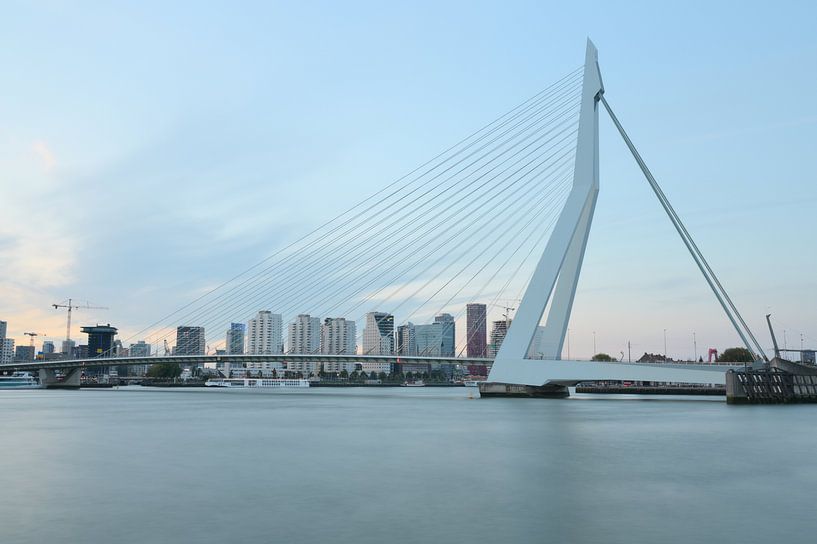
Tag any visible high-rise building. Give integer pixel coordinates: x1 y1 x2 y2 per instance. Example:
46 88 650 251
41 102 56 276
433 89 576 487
74 344 89 359
0 338 14 364
489 320 510 358
415 323 442 356
42 340 56 355
61 339 75 355
129 340 151 357
466 303 487 358
396 323 416 356
175 326 205 356
247 311 283 354
320 317 356 355
362 312 394 355
14 344 35 361
82 324 118 358
434 313 456 357
288 314 320 354
0 320 6 341
226 323 245 355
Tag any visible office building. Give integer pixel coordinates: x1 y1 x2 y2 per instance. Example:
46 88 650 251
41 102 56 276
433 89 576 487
434 313 456 357
288 314 320 354
128 340 151 376
82 324 118 358
397 323 416 356
15 344 35 361
247 311 283 354
226 322 245 355
321 317 356 355
42 340 55 355
0 320 6 341
61 339 75 355
362 312 394 355
466 303 487 358
74 345 89 359
175 326 205 356
129 340 152 357
1 338 14 364
489 320 510 358
415 323 442 356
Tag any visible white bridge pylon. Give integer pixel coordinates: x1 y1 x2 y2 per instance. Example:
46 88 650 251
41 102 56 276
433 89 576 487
488 40 750 387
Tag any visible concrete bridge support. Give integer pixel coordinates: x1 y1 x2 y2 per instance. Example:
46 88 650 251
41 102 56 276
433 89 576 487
39 368 81 389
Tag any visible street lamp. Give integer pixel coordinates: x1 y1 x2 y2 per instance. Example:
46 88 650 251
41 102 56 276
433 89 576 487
693 331 697 362
663 328 667 361
593 331 597 355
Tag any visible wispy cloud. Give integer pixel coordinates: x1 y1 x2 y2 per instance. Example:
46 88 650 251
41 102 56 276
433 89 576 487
32 140 56 172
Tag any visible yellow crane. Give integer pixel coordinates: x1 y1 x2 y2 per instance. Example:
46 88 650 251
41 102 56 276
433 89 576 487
52 299 109 349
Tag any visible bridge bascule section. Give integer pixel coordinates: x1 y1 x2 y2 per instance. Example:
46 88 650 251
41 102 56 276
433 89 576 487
3 41 761 395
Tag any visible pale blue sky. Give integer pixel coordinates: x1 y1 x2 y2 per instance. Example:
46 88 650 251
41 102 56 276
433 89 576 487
1 1 816 359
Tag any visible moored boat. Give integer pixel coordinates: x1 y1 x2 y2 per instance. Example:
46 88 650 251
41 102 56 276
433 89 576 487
0 372 42 390
205 378 309 388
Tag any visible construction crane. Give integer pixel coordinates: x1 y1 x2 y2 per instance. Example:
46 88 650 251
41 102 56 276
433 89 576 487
23 332 45 347
52 299 109 348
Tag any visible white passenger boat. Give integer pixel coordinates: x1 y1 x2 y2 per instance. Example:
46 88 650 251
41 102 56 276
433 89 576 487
0 372 42 389
205 378 309 389
463 380 486 387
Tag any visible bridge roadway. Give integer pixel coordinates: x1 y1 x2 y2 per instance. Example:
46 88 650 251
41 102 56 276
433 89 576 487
2 354 742 385
1 353 495 373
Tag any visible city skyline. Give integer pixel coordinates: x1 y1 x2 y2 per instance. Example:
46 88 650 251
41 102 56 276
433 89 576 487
2 2 816 361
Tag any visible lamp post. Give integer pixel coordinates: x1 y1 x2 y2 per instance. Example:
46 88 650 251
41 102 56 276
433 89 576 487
663 328 667 361
693 331 697 362
593 331 597 355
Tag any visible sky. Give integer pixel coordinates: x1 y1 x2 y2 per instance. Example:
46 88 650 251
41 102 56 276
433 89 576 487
1 0 816 360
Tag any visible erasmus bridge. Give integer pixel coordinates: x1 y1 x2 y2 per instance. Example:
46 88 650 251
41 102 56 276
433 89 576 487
6 41 759 393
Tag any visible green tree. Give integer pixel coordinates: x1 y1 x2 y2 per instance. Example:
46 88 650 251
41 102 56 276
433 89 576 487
340 369 349 379
591 353 615 362
147 363 182 378
718 347 755 363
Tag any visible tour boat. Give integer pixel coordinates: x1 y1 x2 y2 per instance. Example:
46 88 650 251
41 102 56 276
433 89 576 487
205 378 309 389
0 372 42 389
401 380 426 387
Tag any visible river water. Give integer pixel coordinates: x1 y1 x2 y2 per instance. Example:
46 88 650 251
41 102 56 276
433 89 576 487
1 387 815 544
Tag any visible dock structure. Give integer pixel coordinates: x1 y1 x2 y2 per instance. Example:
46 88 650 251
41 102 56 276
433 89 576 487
726 359 817 404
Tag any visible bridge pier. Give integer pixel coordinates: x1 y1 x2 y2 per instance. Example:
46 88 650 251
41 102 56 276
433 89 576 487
478 382 570 399
39 368 81 390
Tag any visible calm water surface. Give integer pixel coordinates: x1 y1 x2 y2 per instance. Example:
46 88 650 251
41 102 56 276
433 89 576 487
1 387 815 544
